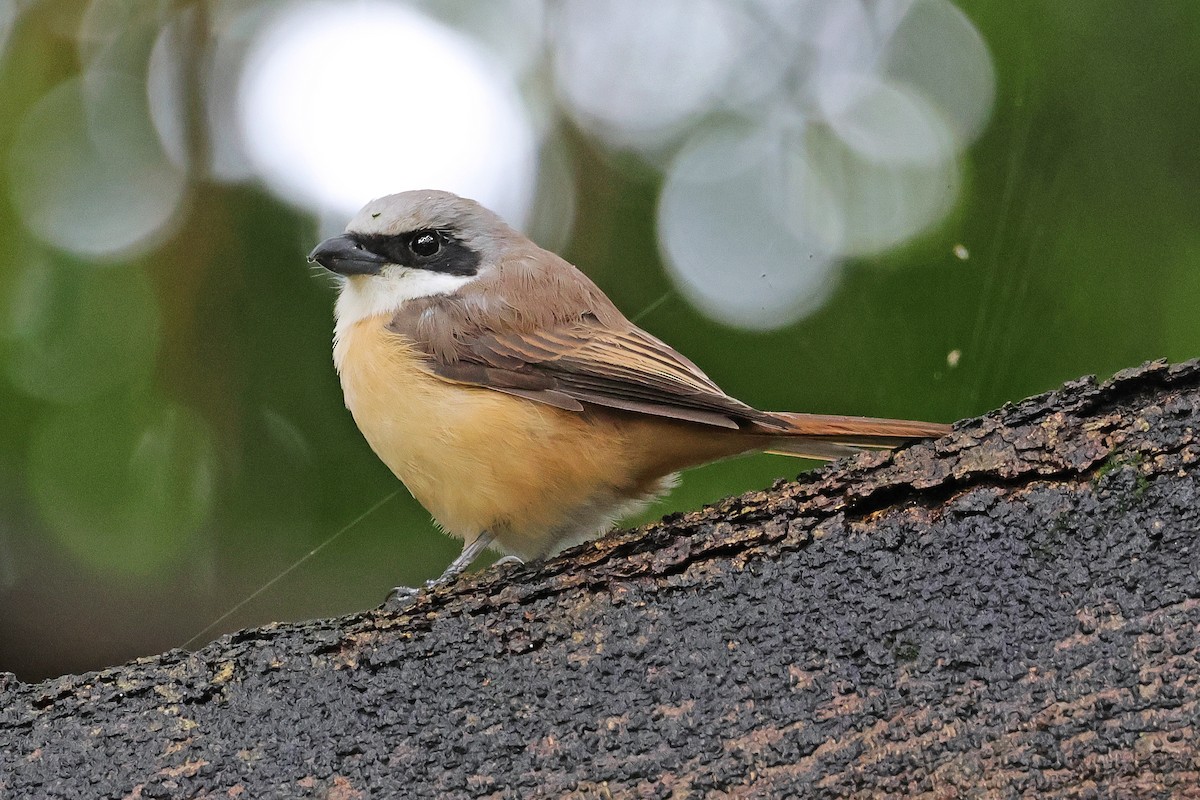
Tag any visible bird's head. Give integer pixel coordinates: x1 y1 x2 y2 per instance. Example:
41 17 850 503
309 190 518 329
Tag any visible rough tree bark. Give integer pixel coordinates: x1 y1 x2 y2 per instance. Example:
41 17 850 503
3 360 1199 799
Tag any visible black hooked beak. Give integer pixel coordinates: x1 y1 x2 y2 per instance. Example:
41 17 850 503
307 234 388 276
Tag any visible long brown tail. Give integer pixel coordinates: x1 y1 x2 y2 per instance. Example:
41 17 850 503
761 412 951 461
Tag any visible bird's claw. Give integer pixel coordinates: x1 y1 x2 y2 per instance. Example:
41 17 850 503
383 532 519 608
383 585 418 607
384 575 456 607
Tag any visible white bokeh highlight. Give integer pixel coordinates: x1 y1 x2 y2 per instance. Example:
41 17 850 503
647 0 994 330
8 73 187 260
553 0 743 150
818 73 955 167
881 0 995 143
237 0 538 225
147 6 195 170
803 123 959 258
659 125 840 331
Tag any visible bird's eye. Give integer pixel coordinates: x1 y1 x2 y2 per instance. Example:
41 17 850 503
410 232 441 257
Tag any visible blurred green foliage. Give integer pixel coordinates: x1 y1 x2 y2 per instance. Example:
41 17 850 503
2 1 1199 679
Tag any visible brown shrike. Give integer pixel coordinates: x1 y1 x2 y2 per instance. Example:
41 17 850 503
309 190 950 594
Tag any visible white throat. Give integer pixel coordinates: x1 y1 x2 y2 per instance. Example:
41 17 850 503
332 268 474 365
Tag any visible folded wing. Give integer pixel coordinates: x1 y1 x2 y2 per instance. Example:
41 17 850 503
430 315 782 431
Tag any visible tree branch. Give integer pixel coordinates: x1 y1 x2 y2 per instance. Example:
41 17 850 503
3 360 1200 798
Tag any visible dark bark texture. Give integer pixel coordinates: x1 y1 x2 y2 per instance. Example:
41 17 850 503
3 360 1200 799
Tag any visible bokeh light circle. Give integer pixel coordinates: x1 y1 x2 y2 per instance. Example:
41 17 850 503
818 72 957 167
659 125 839 331
553 0 743 149
237 0 538 225
2 254 160 404
803 124 959 258
882 0 995 145
30 397 216 579
8 74 187 259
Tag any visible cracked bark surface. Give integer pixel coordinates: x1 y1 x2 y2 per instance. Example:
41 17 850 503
3 359 1199 799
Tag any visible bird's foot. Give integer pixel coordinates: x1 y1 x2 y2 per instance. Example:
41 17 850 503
381 531 499 608
384 583 421 605
383 579 443 608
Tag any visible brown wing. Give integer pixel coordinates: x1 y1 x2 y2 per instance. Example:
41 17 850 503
438 318 789 430
387 293 782 430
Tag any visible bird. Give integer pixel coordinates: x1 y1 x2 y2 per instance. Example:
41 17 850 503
308 190 950 594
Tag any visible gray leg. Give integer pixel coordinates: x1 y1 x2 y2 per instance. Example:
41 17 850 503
438 531 497 582
386 531 497 605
